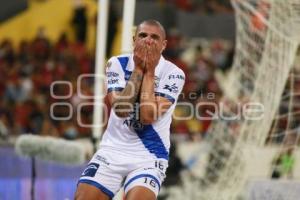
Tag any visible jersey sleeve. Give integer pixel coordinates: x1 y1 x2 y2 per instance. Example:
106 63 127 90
106 57 126 93
155 68 185 104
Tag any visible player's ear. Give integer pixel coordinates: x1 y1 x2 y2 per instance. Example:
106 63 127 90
161 40 167 53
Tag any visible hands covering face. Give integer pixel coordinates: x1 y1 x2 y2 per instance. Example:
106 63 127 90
133 39 161 74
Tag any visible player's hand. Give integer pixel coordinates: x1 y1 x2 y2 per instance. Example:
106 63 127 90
133 40 147 72
145 41 160 75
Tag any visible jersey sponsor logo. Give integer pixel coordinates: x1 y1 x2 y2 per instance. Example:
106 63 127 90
81 162 99 177
95 155 110 165
163 83 178 93
123 103 143 130
108 78 119 85
123 118 143 130
106 72 119 78
168 74 185 80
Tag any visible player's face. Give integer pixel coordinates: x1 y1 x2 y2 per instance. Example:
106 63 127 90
133 24 167 54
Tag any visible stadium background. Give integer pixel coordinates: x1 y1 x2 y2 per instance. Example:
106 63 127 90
0 0 299 200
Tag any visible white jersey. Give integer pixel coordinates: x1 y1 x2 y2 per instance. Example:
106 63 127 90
100 54 185 161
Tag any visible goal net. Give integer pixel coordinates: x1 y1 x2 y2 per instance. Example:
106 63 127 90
168 0 300 199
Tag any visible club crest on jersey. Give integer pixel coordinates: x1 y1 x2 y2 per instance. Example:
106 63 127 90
163 83 178 93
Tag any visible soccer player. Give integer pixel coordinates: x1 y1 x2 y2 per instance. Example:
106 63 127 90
75 19 185 200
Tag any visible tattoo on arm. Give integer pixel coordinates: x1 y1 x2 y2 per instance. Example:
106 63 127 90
113 69 143 117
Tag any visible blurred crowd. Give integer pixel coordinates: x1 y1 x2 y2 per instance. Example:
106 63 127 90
0 31 95 140
164 30 234 141
0 0 236 142
0 27 234 141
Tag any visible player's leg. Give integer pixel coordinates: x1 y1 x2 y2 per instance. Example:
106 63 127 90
124 159 168 200
124 172 163 200
75 183 111 200
125 186 156 200
75 150 124 200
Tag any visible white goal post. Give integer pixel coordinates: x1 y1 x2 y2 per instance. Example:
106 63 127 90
92 0 136 142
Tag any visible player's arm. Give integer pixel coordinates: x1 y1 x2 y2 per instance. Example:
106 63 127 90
139 72 172 124
139 43 174 124
108 41 146 118
108 68 143 118
139 43 185 124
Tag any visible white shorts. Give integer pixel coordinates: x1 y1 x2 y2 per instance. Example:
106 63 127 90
78 148 168 199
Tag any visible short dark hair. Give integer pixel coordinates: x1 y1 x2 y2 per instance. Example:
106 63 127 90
135 19 166 39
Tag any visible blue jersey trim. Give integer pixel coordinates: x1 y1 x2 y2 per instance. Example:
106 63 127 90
124 174 161 191
117 56 129 72
135 125 169 160
117 56 169 160
107 87 124 93
155 92 175 104
78 179 114 198
117 56 132 81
